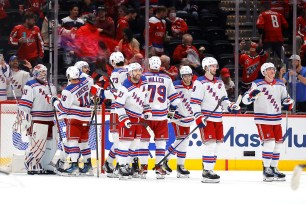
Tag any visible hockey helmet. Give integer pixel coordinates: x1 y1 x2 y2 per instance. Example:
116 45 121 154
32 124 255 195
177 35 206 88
180 66 193 78
202 57 218 72
149 56 161 70
74 61 89 71
66 66 80 80
128 63 142 73
261 62 276 76
33 64 47 81
109 51 124 66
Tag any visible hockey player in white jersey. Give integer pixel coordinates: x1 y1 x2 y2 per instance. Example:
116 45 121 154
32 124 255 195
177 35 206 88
114 62 152 179
75 60 91 79
49 65 105 176
163 66 195 178
139 56 193 179
16 64 57 174
242 62 294 182
190 57 240 183
0 54 10 100
103 51 128 177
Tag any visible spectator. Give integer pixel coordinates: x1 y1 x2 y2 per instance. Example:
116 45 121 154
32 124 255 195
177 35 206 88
7 55 31 99
79 0 97 18
166 7 188 39
0 0 11 36
256 6 288 63
60 5 84 68
96 6 115 38
296 6 306 56
0 54 10 100
279 55 306 112
239 40 268 94
9 12 44 67
117 28 140 61
172 33 204 64
177 57 203 78
115 7 137 41
18 0 47 28
160 54 178 80
129 53 144 65
220 67 235 101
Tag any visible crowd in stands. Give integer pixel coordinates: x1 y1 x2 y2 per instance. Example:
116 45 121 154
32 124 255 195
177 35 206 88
0 0 306 113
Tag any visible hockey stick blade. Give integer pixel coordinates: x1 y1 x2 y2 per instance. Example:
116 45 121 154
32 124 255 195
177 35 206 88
291 164 306 190
94 69 116 89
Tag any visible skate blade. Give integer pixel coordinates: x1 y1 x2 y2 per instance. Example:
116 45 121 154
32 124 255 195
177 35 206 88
273 177 286 181
156 174 165 179
119 176 129 180
263 177 273 182
140 174 147 179
201 178 220 183
177 173 190 178
132 173 140 178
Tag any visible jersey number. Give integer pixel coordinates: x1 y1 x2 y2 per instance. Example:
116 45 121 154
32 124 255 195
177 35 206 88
270 15 279 28
78 92 89 107
148 85 166 103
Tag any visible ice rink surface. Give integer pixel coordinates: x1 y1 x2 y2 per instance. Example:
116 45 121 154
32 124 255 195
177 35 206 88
0 170 305 204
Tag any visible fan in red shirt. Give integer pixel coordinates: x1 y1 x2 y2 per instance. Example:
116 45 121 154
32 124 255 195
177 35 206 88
96 6 115 38
166 7 188 39
296 6 306 55
115 7 137 41
256 8 288 62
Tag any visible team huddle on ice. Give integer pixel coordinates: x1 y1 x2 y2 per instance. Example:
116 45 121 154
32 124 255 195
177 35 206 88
14 51 295 183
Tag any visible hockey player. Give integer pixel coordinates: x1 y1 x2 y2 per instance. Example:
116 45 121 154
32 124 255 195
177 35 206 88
139 56 193 179
49 65 104 176
0 54 10 100
17 64 57 174
163 66 195 178
190 57 240 183
114 62 151 179
103 51 128 177
74 60 90 78
242 62 294 182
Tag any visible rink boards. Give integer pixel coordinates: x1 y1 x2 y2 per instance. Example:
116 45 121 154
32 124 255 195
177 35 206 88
0 104 305 171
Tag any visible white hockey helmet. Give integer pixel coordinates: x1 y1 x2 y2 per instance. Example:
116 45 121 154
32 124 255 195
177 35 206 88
66 66 80 80
149 56 161 70
180 66 193 78
32 64 47 81
128 62 142 73
261 62 276 76
74 61 89 71
202 57 218 72
109 51 124 66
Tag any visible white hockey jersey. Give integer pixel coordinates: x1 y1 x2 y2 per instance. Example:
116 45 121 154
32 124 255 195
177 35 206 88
143 72 184 120
190 76 231 122
7 69 31 98
0 63 10 100
110 67 128 113
18 79 56 121
54 77 94 121
173 79 194 127
242 79 289 125
115 76 150 122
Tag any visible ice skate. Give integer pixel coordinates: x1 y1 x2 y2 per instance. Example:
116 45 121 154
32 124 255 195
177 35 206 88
79 159 94 176
103 160 115 178
201 170 220 183
112 163 120 178
177 165 190 178
162 159 172 175
118 164 130 180
131 157 140 178
139 164 148 179
61 162 80 177
155 165 166 179
271 167 286 181
263 167 274 182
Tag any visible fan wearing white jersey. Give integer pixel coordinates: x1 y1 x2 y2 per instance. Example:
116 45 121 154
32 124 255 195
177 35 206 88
190 57 240 183
103 51 128 177
16 64 57 174
49 65 104 176
139 56 193 179
0 55 10 100
114 62 152 179
163 66 195 178
242 62 294 182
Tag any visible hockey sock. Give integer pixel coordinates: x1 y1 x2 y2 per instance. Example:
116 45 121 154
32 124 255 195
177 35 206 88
202 141 217 171
270 142 282 168
107 132 119 163
65 140 80 162
128 139 140 164
137 140 150 165
176 139 188 165
262 140 275 167
79 142 91 161
117 140 132 165
165 140 178 160
155 140 166 165
213 142 222 165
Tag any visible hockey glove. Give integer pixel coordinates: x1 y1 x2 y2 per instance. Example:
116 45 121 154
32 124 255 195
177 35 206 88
15 110 32 132
90 84 102 96
143 110 152 120
227 102 240 114
282 98 294 111
167 105 177 119
248 89 261 102
119 118 132 129
195 115 207 128
46 95 59 105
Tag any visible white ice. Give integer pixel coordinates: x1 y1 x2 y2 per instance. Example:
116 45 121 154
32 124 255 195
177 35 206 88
0 171 305 204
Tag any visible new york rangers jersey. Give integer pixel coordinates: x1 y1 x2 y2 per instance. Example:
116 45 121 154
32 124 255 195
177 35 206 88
115 76 150 122
242 79 289 125
7 70 31 98
172 80 194 127
143 72 183 120
0 63 10 100
18 79 56 121
190 76 231 122
110 67 128 113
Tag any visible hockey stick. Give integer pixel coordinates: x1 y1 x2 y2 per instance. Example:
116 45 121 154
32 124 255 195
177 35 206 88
152 96 226 170
94 69 115 89
291 164 306 190
93 95 99 178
